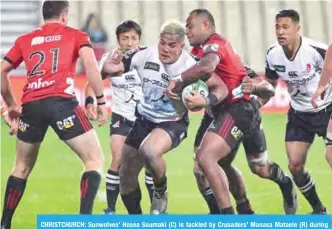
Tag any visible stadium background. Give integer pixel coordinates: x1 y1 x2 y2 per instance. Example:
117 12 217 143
1 1 331 228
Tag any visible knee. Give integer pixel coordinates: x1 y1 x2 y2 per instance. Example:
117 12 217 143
193 161 204 178
139 145 157 164
288 159 304 175
248 162 271 178
196 152 213 172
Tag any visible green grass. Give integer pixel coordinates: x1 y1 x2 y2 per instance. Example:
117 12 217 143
1 114 331 228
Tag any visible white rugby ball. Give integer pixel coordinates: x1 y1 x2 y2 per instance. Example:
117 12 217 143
181 80 209 111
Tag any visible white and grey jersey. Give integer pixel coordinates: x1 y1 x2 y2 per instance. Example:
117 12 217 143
123 45 196 123
265 37 331 112
99 53 143 121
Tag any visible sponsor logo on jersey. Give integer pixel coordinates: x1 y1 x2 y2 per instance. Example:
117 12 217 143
18 119 30 132
27 78 55 90
31 35 61 46
274 65 286 72
161 73 170 82
144 62 160 72
143 78 167 88
231 126 243 140
56 115 75 130
112 83 142 89
284 73 317 85
125 74 135 81
288 71 299 77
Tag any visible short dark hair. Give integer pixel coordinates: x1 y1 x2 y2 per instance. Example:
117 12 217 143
42 1 69 21
190 9 215 28
276 9 300 23
116 20 142 40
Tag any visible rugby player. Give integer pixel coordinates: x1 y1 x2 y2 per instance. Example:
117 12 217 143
192 66 297 214
1 1 107 228
312 42 332 168
166 9 263 214
84 20 154 214
244 9 330 214
102 20 228 214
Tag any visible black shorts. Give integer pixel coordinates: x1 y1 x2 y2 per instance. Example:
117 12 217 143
286 103 332 143
110 112 134 136
243 123 267 155
125 111 189 150
194 104 267 155
208 99 261 151
17 97 92 143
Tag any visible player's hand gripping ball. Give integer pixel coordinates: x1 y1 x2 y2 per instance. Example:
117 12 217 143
181 80 209 112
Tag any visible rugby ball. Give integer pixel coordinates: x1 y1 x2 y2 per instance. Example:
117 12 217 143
181 80 209 111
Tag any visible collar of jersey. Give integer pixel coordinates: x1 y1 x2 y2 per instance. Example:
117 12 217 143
282 36 302 62
200 33 218 47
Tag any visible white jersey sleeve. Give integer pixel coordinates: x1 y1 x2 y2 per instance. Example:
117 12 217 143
310 40 328 69
123 47 149 72
265 44 280 80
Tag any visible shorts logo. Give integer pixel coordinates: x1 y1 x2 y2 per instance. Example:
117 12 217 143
144 62 160 72
179 132 185 141
56 115 75 130
209 122 216 130
112 121 120 128
231 126 243 140
18 119 30 132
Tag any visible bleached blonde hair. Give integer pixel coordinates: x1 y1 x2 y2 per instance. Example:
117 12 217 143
160 19 186 41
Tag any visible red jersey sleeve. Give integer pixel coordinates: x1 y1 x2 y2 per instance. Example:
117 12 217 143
75 30 92 51
202 39 225 60
4 38 23 69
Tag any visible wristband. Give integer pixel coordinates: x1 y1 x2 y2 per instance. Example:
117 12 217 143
97 102 106 105
85 96 94 107
96 94 104 99
173 74 183 83
207 94 218 106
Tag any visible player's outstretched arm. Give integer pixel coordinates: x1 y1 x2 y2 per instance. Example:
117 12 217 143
167 53 219 100
84 82 97 120
79 47 105 100
242 76 275 100
101 49 125 77
176 53 219 84
79 46 107 126
1 60 17 108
